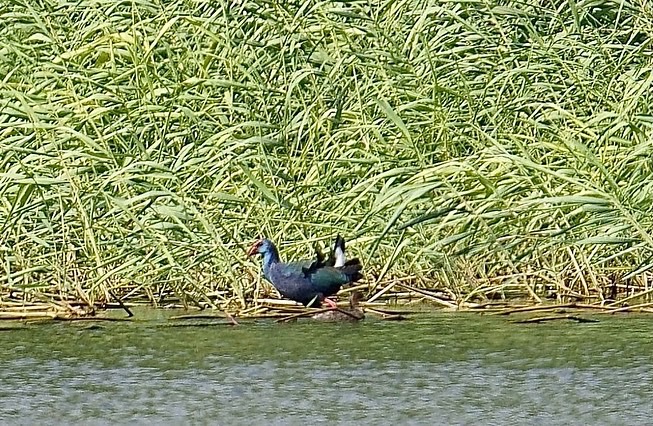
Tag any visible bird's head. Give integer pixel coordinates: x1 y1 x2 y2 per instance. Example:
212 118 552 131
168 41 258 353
247 238 273 256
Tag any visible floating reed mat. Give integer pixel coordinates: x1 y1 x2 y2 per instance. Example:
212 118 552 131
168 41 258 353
4 280 653 324
0 301 96 321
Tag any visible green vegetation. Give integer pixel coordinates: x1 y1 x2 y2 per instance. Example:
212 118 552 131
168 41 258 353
1 0 653 312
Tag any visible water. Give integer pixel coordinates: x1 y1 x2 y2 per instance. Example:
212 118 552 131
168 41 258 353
1 312 652 425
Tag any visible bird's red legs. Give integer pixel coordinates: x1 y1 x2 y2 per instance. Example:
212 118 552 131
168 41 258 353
323 297 338 309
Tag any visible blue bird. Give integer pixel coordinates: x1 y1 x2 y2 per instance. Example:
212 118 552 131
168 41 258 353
247 236 363 308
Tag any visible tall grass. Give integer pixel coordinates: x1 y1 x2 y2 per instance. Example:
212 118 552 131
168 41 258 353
1 0 652 308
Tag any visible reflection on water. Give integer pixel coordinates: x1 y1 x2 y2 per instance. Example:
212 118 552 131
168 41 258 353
1 314 652 425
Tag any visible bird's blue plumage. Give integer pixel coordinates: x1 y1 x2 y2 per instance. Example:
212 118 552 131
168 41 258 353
249 238 362 307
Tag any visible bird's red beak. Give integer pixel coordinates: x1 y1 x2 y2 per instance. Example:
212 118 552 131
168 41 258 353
247 241 260 256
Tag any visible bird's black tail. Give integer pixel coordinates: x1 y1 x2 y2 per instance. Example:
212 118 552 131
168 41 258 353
329 234 346 267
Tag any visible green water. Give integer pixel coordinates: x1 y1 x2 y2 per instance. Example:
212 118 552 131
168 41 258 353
1 312 652 425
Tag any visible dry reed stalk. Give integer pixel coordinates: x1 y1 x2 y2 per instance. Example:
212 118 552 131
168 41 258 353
514 315 599 324
606 302 653 314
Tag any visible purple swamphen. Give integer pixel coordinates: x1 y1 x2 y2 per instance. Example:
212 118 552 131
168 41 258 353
247 236 363 308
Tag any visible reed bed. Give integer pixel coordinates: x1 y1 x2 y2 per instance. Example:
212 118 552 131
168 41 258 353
2 0 653 317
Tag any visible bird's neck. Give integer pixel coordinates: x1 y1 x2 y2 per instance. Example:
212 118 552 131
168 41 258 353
262 245 280 277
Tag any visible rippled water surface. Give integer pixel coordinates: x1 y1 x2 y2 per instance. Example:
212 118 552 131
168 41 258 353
1 312 652 425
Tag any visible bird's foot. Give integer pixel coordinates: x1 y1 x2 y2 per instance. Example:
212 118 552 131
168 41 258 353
323 298 338 309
